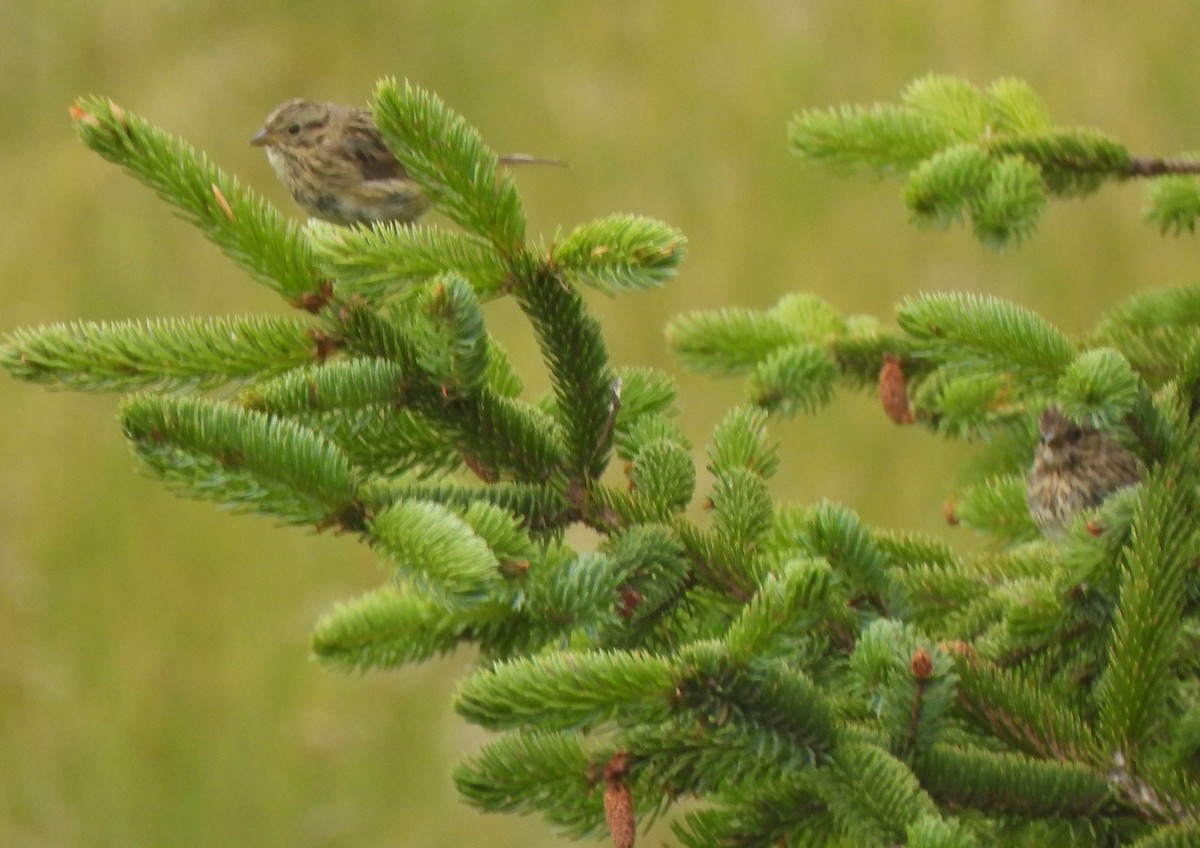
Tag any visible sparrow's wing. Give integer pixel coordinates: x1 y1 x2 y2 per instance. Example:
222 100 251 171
339 119 408 181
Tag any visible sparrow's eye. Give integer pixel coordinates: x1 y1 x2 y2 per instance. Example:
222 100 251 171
287 124 301 135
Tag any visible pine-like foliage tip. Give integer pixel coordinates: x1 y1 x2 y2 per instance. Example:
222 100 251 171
905 145 994 227
822 742 939 843
311 585 463 671
2 315 316 392
914 746 1113 820
70 96 321 298
1056 348 1140 426
968 154 1047 249
1091 286 1200 386
789 75 1150 250
708 406 778 478
121 394 359 526
407 274 492 392
458 500 538 566
371 79 526 252
453 731 599 832
724 558 835 662
553 215 687 294
243 358 410 414
1096 465 1197 754
667 305 808 376
710 466 774 550
612 367 678 423
629 439 696 515
515 268 617 482
1144 172 1200 235
370 499 504 603
749 343 838 414
310 222 511 301
788 101 950 177
952 475 1039 544
455 650 675 731
897 292 1074 386
985 77 1054 135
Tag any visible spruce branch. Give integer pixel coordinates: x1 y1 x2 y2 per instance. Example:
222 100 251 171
311 583 466 671
242 358 411 414
952 474 1040 544
1123 820 1200 847
708 406 779 478
454 731 604 836
309 221 512 301
723 558 836 663
328 298 568 481
954 656 1100 763
816 741 940 844
1091 286 1200 385
671 774 835 848
1097 454 1200 759
371 78 527 254
121 394 362 528
1124 157 1200 178
747 343 839 414
2 315 319 392
550 214 687 295
515 261 618 484
897 291 1074 388
914 745 1113 818
668 294 908 418
12 75 1200 847
359 479 570 536
790 75 1200 248
312 407 461 479
371 499 510 604
673 289 1169 438
456 650 675 731
70 97 323 299
621 718 818 799
667 303 815 376
595 439 696 527
1144 172 1200 236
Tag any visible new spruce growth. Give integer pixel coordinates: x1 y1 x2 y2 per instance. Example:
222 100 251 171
790 74 1200 247
7 76 1200 847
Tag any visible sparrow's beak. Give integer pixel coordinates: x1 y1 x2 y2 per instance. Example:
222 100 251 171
249 128 274 147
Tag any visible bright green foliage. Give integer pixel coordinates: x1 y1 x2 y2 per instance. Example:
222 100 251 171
71 95 322 298
1 315 316 391
1092 285 1200 385
8 77 1200 847
311 221 512 301
121 394 359 527
672 272 1200 841
551 214 687 294
669 292 850 377
1145 172 1200 235
791 75 1200 249
372 78 528 254
665 78 1200 846
952 474 1039 544
670 288 1169 445
311 584 465 670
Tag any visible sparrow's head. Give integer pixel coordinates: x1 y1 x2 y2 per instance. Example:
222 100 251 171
250 99 333 152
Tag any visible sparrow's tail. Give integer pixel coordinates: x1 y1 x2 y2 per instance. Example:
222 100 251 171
498 153 568 167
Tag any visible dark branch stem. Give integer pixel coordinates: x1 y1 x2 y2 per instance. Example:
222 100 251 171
1124 157 1200 178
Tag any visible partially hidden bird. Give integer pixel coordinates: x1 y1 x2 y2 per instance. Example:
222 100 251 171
1025 406 1143 536
251 98 563 226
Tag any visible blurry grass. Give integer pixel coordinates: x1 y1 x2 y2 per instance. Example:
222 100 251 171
4 2 1200 845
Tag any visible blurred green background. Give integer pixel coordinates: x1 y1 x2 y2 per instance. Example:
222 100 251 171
4 3 1200 845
